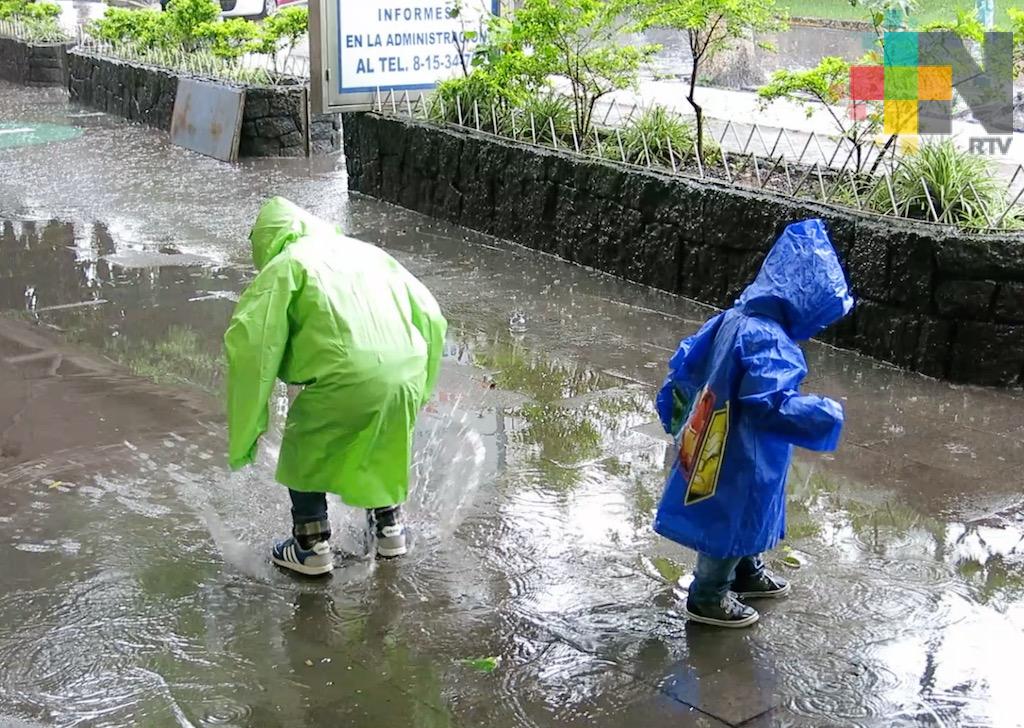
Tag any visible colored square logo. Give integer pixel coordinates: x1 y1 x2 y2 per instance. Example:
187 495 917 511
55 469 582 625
918 66 952 101
884 32 919 66
918 100 952 134
884 99 918 134
885 66 918 100
850 66 885 100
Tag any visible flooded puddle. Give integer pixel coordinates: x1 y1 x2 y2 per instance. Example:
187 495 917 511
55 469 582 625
2 82 1024 727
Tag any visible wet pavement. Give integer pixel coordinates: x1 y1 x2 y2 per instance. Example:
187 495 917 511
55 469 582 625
2 79 1024 728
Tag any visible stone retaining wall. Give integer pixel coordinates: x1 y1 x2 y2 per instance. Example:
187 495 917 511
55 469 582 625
0 36 70 86
67 51 340 157
343 113 1024 387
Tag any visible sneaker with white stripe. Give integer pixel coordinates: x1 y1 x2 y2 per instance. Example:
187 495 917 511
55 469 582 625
271 536 333 576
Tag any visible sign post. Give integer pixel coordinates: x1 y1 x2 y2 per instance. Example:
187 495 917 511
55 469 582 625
309 0 498 115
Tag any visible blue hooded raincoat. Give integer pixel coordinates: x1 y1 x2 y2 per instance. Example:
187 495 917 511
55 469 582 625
654 219 854 558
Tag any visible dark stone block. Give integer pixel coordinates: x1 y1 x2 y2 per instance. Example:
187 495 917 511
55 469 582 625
855 300 921 369
846 223 890 302
935 233 1024 280
995 283 1024 323
948 322 1024 386
702 188 801 252
310 120 335 141
311 139 337 156
255 115 297 138
268 89 304 119
915 317 953 379
243 94 272 120
934 280 997 319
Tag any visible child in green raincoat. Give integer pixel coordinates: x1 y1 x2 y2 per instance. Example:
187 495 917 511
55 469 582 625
225 197 447 575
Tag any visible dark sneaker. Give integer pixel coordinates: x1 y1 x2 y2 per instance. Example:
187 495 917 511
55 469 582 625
732 571 791 600
684 594 759 628
271 536 333 576
368 506 408 558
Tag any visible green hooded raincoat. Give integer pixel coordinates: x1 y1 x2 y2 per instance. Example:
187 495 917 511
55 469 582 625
225 197 447 508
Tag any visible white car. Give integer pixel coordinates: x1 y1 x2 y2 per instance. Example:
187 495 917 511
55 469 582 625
157 0 289 19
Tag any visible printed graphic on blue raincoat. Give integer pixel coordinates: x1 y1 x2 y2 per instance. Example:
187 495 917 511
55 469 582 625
654 219 854 559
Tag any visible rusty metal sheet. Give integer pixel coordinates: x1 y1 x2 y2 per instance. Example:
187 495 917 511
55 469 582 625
170 78 245 162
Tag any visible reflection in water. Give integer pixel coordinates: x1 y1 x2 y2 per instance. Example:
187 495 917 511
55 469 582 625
0 216 1022 727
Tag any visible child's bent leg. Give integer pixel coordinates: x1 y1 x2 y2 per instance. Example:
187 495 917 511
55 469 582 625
289 489 331 549
735 554 766 580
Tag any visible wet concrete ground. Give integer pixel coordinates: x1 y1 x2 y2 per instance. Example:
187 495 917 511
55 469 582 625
2 80 1024 728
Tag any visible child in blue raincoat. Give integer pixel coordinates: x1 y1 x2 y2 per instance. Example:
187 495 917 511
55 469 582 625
655 219 853 628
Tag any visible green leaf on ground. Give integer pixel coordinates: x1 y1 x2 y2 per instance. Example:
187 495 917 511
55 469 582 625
461 656 501 672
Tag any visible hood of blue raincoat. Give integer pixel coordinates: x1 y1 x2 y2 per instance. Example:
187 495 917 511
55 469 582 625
736 219 854 341
249 196 342 270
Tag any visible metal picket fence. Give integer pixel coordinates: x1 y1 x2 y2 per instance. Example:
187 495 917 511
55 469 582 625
370 87 1024 232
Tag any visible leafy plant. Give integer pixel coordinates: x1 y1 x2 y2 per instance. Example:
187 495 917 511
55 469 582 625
759 56 888 172
520 92 574 144
870 139 1010 227
199 17 260 61
848 0 917 38
427 74 504 127
86 8 168 50
0 0 65 41
163 0 220 51
1009 8 1024 78
640 0 785 164
921 8 985 43
502 0 659 138
250 5 308 73
618 104 720 166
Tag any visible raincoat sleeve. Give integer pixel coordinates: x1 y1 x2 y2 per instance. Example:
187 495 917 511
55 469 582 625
656 313 724 435
737 325 844 452
224 256 303 469
405 275 447 407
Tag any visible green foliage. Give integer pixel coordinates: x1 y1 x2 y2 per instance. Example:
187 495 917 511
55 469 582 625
870 139 1010 227
920 8 984 42
427 74 505 127
501 0 659 137
759 56 883 171
86 8 167 50
848 0 917 35
618 105 720 166
641 0 785 162
520 92 575 143
1009 8 1024 78
163 0 220 49
87 3 309 77
199 16 260 60
250 5 308 70
0 0 65 41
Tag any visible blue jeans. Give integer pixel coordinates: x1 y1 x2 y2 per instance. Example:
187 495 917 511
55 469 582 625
689 553 765 606
288 490 403 547
289 490 330 546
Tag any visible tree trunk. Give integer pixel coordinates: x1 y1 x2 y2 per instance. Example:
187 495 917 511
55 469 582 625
688 38 704 165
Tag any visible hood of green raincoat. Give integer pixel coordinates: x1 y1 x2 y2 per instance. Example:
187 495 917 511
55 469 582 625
249 197 341 270
736 219 854 341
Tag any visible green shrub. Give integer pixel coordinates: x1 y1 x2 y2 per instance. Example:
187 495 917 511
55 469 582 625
427 75 505 127
249 5 308 72
518 92 574 144
617 105 720 167
86 8 167 50
199 16 260 60
870 139 1009 227
0 0 64 41
163 0 219 49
